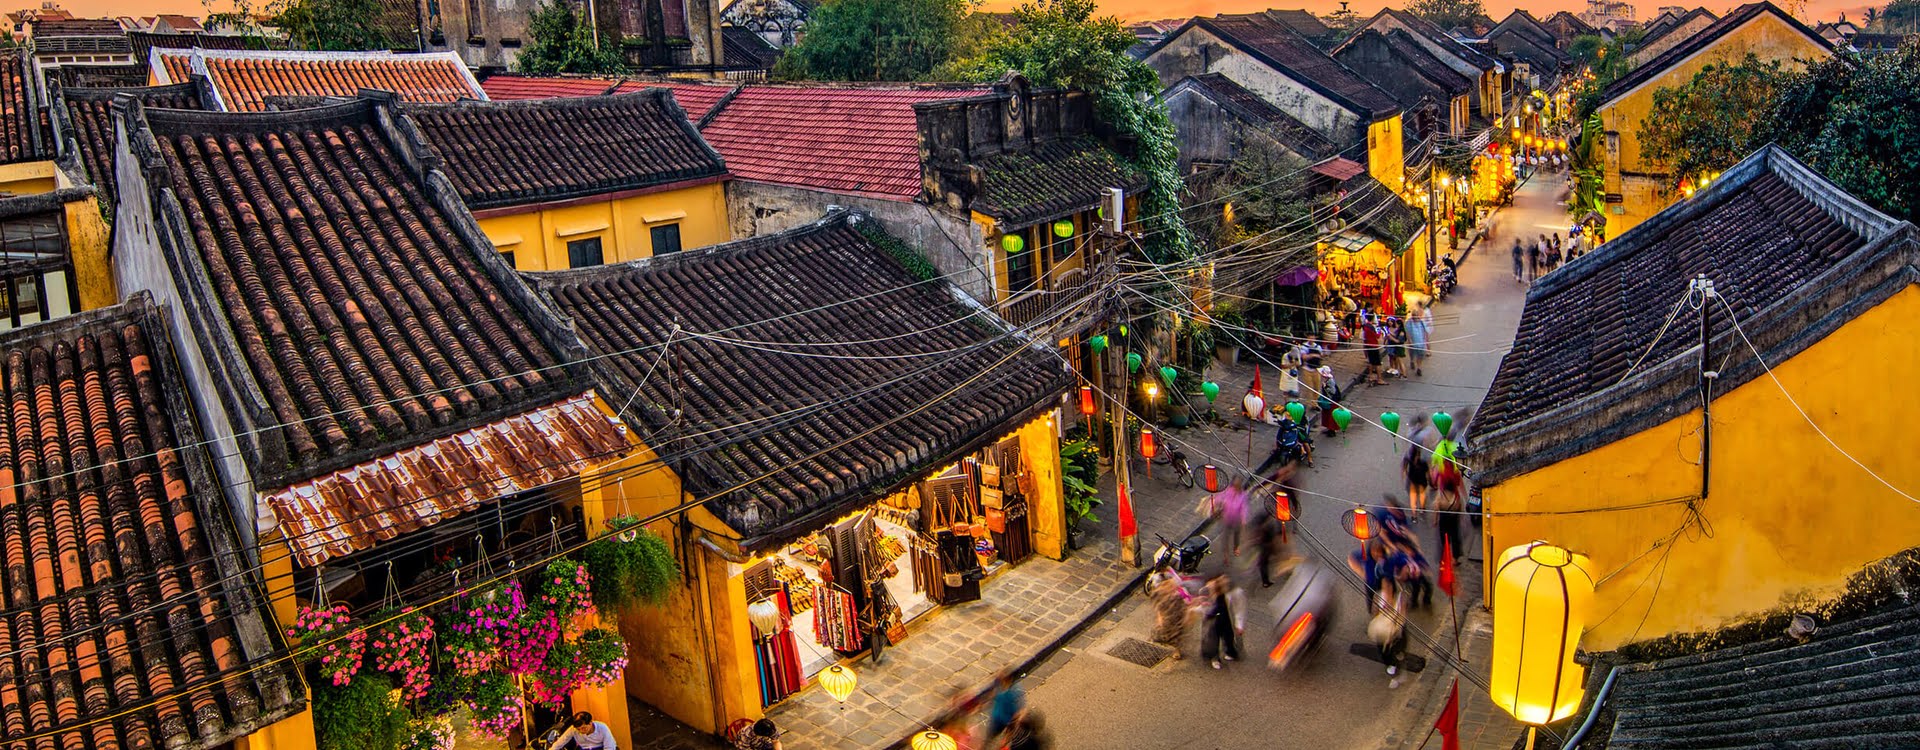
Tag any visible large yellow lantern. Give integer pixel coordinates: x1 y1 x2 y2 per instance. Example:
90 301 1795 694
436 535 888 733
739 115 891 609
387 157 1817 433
1490 542 1594 727
910 731 958 750
818 664 858 704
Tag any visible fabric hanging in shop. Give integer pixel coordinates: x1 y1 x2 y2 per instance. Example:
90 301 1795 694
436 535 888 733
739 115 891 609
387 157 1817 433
753 588 803 707
813 585 863 652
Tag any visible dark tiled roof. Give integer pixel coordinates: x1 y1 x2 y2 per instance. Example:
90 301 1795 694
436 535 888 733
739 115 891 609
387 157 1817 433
406 91 726 211
131 98 584 487
52 62 148 88
1373 8 1502 72
1200 13 1401 121
535 212 1071 548
1543 11 1597 39
31 17 125 36
153 50 484 112
1603 603 1920 747
1468 147 1908 484
56 81 204 206
1338 173 1423 250
1603 2 1829 106
1633 7 1718 55
1333 29 1474 110
1490 25 1571 71
1265 9 1330 39
1850 32 1910 51
0 49 42 165
128 30 265 63
1174 73 1338 161
701 84 986 199
1384 29 1474 94
1490 9 1557 50
971 136 1147 227
722 25 781 69
0 297 301 750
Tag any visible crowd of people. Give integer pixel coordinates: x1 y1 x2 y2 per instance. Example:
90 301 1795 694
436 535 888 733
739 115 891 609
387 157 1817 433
1511 230 1591 284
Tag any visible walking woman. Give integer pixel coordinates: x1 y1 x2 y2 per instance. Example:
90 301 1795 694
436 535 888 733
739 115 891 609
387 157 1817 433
1200 575 1242 670
1148 576 1191 659
1385 318 1409 378
1407 302 1431 377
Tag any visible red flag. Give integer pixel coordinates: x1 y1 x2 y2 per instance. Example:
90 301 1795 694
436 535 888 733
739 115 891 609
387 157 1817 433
1435 679 1460 750
1249 364 1263 399
1117 481 1137 537
1439 536 1457 598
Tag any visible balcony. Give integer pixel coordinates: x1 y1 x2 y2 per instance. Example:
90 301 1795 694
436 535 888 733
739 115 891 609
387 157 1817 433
996 263 1108 335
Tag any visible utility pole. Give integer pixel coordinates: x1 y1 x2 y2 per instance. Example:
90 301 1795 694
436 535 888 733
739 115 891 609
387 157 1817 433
1695 275 1717 500
1429 112 1440 291
1105 186 1139 567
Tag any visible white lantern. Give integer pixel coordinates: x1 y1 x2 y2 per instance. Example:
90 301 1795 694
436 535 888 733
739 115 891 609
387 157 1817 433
1243 393 1266 421
747 599 782 637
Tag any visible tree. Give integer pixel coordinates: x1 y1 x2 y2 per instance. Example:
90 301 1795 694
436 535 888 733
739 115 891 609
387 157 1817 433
950 0 1194 262
1322 1 1362 38
1637 54 1788 185
1795 41 1920 219
271 0 397 51
518 0 625 75
1880 0 1920 33
1407 0 1488 32
772 0 981 81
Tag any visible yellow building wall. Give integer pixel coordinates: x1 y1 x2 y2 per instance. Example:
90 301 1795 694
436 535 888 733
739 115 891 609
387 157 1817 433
1483 285 1920 651
1017 413 1067 560
978 208 1104 303
1367 116 1406 193
0 161 58 195
479 182 729 271
66 197 115 310
234 708 316 750
1598 14 1828 235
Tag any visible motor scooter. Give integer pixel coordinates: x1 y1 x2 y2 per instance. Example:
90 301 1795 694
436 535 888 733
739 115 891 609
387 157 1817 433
1266 558 1339 672
1147 532 1212 601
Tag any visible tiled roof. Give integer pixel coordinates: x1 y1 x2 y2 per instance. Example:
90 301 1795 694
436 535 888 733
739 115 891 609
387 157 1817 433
55 81 204 206
722 25 781 69
51 62 148 88
1601 603 1920 747
1383 29 1475 94
1310 156 1365 180
971 136 1147 227
128 30 264 63
31 18 125 36
1603 2 1829 106
406 90 727 211
1632 7 1717 55
32 34 134 56
151 49 484 112
156 13 203 31
1490 10 1557 49
1469 147 1908 484
1490 24 1571 71
1543 11 1597 39
477 75 738 120
1333 28 1475 112
0 49 40 166
0 297 301 750
1264 9 1330 39
535 211 1072 548
128 97 590 488
700 84 985 200
1373 8 1503 72
1173 73 1339 161
1200 13 1401 121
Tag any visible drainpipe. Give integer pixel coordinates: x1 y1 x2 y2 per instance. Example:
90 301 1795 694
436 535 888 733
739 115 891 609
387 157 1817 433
1560 665 1623 749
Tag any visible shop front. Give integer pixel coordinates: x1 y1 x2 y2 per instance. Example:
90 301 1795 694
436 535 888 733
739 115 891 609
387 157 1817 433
1319 229 1403 313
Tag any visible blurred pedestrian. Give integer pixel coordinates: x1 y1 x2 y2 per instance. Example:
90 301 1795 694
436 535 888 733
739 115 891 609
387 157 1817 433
1362 317 1385 385
1407 302 1431 377
1200 575 1242 669
1511 239 1524 283
1005 712 1051 750
1385 318 1408 378
983 671 1026 746
1148 576 1191 659
1528 235 1544 281
1403 434 1431 515
732 719 781 750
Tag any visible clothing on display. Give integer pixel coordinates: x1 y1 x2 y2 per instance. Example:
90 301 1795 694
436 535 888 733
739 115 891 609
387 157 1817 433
812 585 863 652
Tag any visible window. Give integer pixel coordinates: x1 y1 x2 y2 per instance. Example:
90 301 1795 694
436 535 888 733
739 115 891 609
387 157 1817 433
1050 218 1077 264
566 237 604 268
1005 232 1036 294
650 223 682 255
0 210 75 331
499 250 516 268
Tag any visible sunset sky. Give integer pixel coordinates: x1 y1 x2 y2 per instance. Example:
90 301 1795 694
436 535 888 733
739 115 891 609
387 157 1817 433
51 0 1877 35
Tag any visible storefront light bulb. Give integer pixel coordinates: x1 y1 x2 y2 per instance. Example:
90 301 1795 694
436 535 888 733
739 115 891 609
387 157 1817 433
1147 383 1160 398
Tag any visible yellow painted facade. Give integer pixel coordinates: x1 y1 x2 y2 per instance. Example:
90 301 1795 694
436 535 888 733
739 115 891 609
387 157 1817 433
1367 116 1406 193
1482 285 1920 650
1597 13 1828 235
979 209 1100 303
0 160 59 194
479 182 729 271
67 193 115 310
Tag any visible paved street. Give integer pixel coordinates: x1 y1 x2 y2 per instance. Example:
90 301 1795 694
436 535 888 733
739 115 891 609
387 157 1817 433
1019 173 1569 750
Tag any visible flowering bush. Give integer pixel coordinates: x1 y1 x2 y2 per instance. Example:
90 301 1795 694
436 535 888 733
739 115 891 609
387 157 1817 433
288 603 365 686
526 626 629 708
573 626 629 688
398 715 455 750
439 606 498 677
369 607 435 699
463 671 526 740
540 557 596 624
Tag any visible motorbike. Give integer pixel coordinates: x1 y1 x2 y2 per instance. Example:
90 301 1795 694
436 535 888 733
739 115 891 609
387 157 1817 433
1432 264 1458 300
1265 558 1339 673
1153 532 1211 574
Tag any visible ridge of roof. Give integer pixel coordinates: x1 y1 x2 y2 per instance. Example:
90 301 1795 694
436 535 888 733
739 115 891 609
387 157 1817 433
1336 27 1475 96
1371 8 1503 72
1632 7 1721 57
52 79 205 205
1602 2 1830 106
1192 13 1401 121
1491 9 1556 48
150 48 484 112
1466 146 1913 486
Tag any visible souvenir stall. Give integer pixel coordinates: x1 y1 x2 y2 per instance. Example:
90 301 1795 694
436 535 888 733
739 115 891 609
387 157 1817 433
739 428 1046 707
1319 230 1401 314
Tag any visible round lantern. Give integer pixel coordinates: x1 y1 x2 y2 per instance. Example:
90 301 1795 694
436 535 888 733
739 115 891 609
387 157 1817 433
910 731 959 750
1432 411 1454 438
1491 542 1595 726
1078 385 1096 416
746 599 781 638
1284 401 1305 423
1159 366 1178 386
1243 393 1266 421
1139 428 1157 459
1274 491 1296 522
818 664 857 704
1201 381 1220 402
1001 234 1024 254
1380 411 1402 434
1126 352 1143 373
1088 335 1108 354
1052 220 1075 239
1201 464 1221 493
1342 508 1373 540
1331 407 1353 431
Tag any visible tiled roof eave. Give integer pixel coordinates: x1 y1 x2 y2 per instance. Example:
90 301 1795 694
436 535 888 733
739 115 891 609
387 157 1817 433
735 175 922 202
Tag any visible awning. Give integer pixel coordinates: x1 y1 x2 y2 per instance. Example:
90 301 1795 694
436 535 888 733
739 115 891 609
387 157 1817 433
1324 230 1375 253
1275 266 1319 286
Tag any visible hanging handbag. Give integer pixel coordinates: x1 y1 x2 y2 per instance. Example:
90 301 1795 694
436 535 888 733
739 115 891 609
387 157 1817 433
970 517 991 539
985 507 1008 534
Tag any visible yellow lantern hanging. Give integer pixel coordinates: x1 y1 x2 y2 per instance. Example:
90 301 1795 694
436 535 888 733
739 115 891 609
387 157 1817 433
910 731 958 750
1490 542 1594 728
818 664 858 704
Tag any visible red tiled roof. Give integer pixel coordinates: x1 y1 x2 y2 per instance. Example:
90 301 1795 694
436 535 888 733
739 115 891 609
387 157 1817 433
701 85 984 200
268 394 628 566
153 50 484 112
1311 157 1365 180
0 298 301 749
133 98 590 489
478 75 738 120
0 49 39 166
610 79 735 119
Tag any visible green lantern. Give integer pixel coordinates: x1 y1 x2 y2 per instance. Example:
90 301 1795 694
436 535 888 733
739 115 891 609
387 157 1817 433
1126 352 1142 373
1201 381 1221 402
1053 220 1075 239
1284 401 1305 422
1381 411 1401 434
1001 234 1024 254
1088 335 1108 354
1332 407 1353 431
1159 366 1178 386
1432 411 1454 438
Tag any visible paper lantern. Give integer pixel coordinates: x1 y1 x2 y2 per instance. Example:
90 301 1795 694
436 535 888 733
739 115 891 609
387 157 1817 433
1089 335 1108 354
1274 491 1295 522
1243 393 1266 420
1491 543 1594 726
1159 366 1178 386
1342 508 1372 540
1053 220 1075 239
1078 385 1096 416
1140 428 1156 459
1202 464 1221 493
910 731 958 750
1201 381 1220 402
1381 411 1401 434
818 665 857 704
1331 408 1352 431
746 599 782 638
1118 324 1128 338
1284 401 1305 422
1001 234 1024 254
1432 411 1454 437
1126 352 1143 373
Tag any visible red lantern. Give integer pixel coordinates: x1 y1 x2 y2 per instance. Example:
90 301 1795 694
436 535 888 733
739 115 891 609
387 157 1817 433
1078 385 1096 416
1274 491 1295 522
1343 508 1373 540
1140 428 1157 459
1202 464 1221 493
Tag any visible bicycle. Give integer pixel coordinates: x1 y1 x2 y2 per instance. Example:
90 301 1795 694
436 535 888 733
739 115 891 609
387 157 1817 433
1154 447 1195 488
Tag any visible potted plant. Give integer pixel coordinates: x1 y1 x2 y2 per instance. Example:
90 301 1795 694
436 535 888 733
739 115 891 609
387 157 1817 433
1059 434 1102 550
582 517 681 614
1209 303 1245 365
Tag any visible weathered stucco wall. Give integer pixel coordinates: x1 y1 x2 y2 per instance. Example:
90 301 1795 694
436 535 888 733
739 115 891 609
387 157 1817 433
1143 26 1361 143
725 180 994 303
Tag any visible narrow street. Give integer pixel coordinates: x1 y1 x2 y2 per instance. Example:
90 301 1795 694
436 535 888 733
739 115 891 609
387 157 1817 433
1018 172 1570 750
